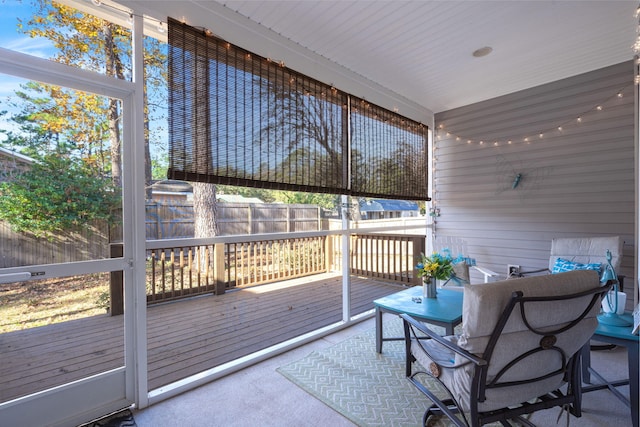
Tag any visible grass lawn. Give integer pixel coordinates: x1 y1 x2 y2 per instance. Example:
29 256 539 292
0 273 110 333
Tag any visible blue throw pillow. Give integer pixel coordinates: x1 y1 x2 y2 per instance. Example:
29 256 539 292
551 258 602 274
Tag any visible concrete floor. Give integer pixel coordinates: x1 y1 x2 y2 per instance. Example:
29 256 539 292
133 314 634 427
133 317 373 427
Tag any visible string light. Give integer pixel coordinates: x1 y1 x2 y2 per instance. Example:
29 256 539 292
435 85 630 147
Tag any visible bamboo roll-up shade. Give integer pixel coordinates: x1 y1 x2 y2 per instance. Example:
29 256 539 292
168 18 429 201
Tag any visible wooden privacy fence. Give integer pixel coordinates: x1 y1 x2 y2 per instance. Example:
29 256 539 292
0 202 427 269
146 202 323 239
124 232 425 308
0 220 111 268
0 202 323 268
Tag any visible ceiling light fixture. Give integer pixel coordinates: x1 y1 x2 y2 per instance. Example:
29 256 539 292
472 46 493 58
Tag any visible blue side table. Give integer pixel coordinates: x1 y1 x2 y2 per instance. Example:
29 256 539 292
581 313 639 427
373 287 463 353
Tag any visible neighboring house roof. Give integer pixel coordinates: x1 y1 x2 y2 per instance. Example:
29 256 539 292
217 194 264 204
150 179 193 194
359 199 419 212
0 147 35 164
149 181 265 204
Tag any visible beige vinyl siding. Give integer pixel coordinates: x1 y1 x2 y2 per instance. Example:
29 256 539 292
433 61 635 292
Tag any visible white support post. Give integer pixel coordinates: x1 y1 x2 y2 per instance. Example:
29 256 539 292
341 195 351 322
130 12 149 409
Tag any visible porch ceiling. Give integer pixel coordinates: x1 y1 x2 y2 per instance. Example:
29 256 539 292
127 0 637 114
216 0 639 113
212 0 638 112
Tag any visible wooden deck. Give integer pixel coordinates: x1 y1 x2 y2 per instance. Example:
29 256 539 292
0 274 402 402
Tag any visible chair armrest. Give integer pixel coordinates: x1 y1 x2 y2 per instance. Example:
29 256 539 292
400 313 486 367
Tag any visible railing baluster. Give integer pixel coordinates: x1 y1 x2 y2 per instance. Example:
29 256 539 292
150 250 157 301
204 245 210 290
169 249 175 298
179 247 184 294
240 242 246 286
160 250 166 296
187 247 192 292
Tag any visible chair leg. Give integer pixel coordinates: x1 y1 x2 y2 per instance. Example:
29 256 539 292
424 400 468 427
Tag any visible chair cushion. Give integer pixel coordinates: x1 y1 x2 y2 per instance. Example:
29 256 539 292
449 270 600 412
551 258 602 274
410 336 469 409
548 236 623 272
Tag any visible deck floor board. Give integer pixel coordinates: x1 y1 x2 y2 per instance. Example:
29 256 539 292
1 274 402 402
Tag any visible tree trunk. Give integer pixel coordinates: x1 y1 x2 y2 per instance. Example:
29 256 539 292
193 182 219 238
192 182 219 274
105 24 124 189
143 65 153 199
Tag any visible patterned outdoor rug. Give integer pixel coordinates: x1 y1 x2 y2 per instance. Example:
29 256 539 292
277 317 460 427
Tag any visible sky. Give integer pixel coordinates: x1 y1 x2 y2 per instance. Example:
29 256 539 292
0 0 168 161
0 1 56 142
0 1 54 58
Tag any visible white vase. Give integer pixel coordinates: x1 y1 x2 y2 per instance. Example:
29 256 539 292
601 291 626 315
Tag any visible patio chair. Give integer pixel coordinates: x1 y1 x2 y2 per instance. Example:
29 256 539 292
520 236 624 289
463 236 625 285
401 270 609 427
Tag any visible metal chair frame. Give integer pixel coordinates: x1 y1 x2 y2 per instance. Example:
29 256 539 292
401 281 611 427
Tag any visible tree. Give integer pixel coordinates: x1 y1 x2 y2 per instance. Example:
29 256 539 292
8 81 112 170
20 2 129 186
0 154 119 237
2 0 169 237
16 0 167 190
270 190 338 210
259 80 346 191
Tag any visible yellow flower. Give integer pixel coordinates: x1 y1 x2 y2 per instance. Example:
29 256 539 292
415 252 454 281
